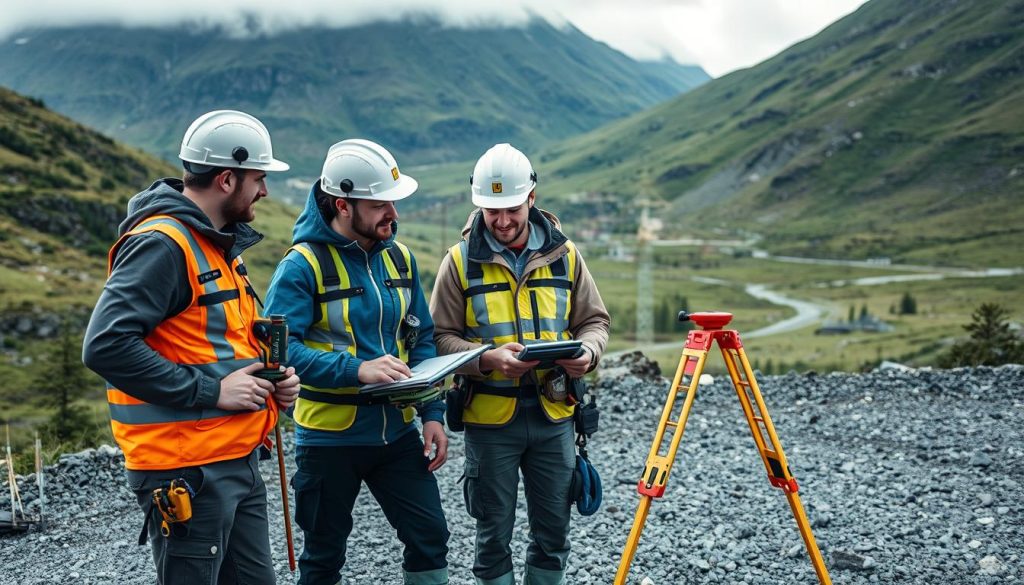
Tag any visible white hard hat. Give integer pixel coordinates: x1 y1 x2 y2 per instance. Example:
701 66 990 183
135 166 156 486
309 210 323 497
179 110 289 173
320 139 417 201
471 143 536 208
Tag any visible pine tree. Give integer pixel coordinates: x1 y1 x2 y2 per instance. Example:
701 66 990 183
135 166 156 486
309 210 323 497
899 292 917 315
939 303 1023 367
35 319 96 443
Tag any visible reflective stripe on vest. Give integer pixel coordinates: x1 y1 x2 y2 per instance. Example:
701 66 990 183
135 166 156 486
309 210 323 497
288 241 415 432
451 239 578 427
104 215 276 470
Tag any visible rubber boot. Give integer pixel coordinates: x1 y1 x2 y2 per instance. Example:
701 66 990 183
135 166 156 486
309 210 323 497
404 567 450 585
475 569 516 585
522 564 566 585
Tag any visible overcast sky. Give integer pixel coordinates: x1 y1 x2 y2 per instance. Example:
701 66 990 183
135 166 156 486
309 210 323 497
1 0 869 77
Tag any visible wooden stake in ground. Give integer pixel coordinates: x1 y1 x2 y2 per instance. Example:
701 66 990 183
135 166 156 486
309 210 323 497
4 423 25 525
35 431 46 530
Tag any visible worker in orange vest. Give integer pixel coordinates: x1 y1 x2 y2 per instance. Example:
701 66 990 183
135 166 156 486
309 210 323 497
83 110 300 584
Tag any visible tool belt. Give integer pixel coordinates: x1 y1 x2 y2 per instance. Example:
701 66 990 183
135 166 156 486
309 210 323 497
447 376 534 432
447 373 596 433
298 388 394 406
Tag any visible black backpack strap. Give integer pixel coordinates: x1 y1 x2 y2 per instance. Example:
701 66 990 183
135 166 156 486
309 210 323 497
386 245 409 278
550 254 568 277
308 242 340 288
385 245 414 288
304 242 363 323
466 260 484 280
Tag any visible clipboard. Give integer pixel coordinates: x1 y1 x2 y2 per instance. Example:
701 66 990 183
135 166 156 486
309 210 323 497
516 340 584 369
359 345 491 396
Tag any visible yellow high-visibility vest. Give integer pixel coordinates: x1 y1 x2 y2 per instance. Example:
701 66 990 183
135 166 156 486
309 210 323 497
289 241 416 432
450 239 578 426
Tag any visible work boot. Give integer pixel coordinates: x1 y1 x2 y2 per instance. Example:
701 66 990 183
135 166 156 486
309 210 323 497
522 564 565 585
475 570 515 585
404 567 450 585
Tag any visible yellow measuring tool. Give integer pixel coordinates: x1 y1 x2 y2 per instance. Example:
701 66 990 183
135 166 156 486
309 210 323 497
615 311 832 584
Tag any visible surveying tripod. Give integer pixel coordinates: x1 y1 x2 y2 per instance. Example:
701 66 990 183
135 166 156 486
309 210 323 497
614 312 831 584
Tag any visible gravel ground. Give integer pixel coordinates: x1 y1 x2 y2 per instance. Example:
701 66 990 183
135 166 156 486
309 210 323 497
2 355 1022 584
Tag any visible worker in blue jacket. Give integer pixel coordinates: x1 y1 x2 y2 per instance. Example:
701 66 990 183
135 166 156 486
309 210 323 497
264 139 449 585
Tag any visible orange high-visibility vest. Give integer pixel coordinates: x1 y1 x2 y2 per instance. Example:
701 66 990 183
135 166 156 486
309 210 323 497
105 214 277 470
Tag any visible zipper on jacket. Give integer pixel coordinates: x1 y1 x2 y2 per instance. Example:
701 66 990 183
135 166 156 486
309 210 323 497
363 247 390 445
530 291 541 340
511 276 525 346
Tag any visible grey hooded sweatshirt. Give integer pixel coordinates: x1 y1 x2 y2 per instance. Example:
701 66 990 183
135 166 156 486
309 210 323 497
82 178 263 409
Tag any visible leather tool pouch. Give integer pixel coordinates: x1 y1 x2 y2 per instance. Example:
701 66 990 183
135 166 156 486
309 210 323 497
541 368 569 402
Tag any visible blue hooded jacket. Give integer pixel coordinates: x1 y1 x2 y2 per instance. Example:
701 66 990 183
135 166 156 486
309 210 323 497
264 185 442 447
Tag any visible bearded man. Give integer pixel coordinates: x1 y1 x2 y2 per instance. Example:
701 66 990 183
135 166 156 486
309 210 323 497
263 139 450 585
83 110 300 584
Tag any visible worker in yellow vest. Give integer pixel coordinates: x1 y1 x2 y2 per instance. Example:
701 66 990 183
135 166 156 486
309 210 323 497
429 144 610 585
264 139 450 585
83 110 301 583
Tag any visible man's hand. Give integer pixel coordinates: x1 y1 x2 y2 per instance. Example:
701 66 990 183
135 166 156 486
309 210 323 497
422 420 448 472
218 362 276 411
556 346 592 379
271 366 300 410
479 342 539 379
358 355 412 384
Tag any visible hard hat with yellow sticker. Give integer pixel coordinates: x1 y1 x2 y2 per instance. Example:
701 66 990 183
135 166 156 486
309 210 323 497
471 143 536 209
320 139 417 201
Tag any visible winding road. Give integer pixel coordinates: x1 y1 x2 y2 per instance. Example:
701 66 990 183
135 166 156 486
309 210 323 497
606 254 1022 359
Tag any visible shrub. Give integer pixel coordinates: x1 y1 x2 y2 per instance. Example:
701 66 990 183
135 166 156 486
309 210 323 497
938 303 1023 367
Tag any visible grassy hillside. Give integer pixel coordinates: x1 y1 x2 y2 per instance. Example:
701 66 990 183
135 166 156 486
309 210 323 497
0 86 299 310
0 87 298 440
0 20 708 187
534 0 1024 267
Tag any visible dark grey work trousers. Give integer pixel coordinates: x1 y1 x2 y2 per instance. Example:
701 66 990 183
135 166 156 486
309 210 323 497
463 401 576 580
292 430 450 585
127 450 275 585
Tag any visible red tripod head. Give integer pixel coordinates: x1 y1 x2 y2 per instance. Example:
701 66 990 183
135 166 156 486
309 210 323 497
677 311 733 330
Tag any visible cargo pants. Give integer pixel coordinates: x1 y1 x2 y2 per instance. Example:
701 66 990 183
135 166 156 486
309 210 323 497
127 449 275 585
463 400 576 584
291 430 450 585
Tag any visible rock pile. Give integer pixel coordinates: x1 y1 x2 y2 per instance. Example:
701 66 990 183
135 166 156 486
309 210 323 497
1 364 1022 584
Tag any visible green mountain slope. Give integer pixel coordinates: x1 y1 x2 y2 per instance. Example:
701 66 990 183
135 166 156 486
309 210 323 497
536 0 1024 267
0 86 302 400
0 86 298 310
0 20 709 183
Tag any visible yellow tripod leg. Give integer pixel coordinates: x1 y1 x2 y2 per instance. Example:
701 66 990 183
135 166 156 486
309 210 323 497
718 335 832 585
614 331 714 585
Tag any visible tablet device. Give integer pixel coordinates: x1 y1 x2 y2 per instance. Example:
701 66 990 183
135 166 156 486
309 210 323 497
359 345 490 395
517 340 584 367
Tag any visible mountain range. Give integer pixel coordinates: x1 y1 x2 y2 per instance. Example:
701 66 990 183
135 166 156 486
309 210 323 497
0 19 708 183
534 0 1023 266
